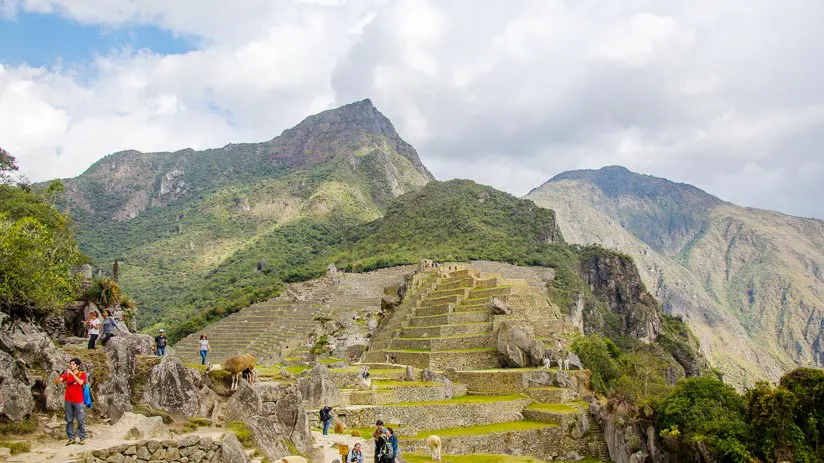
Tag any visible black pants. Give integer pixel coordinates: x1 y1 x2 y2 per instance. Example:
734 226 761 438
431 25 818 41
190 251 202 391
100 333 114 345
87 334 98 349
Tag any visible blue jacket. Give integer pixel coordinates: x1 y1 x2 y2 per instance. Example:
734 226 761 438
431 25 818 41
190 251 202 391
347 448 364 463
389 434 398 456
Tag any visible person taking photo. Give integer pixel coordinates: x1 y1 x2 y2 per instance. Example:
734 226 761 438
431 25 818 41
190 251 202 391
54 357 87 445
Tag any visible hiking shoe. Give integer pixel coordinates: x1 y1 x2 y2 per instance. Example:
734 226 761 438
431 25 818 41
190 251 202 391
78 439 86 445
66 439 76 446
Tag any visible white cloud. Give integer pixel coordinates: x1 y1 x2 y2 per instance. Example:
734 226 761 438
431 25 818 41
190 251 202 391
1 0 823 218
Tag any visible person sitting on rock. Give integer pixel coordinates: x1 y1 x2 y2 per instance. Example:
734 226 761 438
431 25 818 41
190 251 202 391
100 309 116 345
346 442 364 463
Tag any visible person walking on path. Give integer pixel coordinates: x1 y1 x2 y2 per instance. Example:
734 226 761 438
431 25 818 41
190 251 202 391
154 329 167 356
54 357 87 446
346 442 364 463
319 405 333 435
100 309 116 345
198 334 210 365
85 312 100 349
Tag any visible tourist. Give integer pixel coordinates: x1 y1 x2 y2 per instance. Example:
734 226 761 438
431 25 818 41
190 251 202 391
198 334 210 365
54 358 87 445
346 442 364 463
154 329 167 356
387 427 399 462
373 420 385 461
85 311 100 349
376 428 395 463
319 405 333 435
100 309 116 345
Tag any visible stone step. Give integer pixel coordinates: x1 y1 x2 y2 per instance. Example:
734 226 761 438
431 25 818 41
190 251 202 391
341 381 453 405
418 295 461 308
337 395 530 432
408 311 491 327
427 287 470 299
473 277 501 289
434 277 475 291
522 402 587 427
414 303 453 317
400 322 493 338
445 368 588 394
468 286 512 299
389 334 493 352
526 387 578 403
362 348 500 370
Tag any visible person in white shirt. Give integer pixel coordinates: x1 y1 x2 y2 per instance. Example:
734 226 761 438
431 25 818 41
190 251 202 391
198 334 210 365
86 312 100 349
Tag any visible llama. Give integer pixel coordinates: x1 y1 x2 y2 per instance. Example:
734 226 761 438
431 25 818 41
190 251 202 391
206 353 257 390
425 435 442 461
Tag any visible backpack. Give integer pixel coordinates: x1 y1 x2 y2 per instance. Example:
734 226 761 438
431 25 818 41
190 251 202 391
83 383 93 408
319 407 329 422
378 436 394 460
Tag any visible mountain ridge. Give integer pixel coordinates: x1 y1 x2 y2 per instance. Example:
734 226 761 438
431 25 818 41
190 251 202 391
527 166 824 387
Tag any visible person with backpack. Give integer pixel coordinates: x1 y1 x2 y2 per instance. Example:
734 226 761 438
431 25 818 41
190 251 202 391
346 442 364 463
376 429 395 463
319 405 333 435
154 329 167 356
54 357 87 446
387 427 399 462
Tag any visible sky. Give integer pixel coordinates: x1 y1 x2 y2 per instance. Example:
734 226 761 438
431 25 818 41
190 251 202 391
1 0 823 219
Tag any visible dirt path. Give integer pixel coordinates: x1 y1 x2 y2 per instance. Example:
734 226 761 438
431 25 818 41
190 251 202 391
312 429 377 462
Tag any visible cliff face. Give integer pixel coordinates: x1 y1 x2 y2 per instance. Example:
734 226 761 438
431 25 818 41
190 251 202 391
527 166 824 387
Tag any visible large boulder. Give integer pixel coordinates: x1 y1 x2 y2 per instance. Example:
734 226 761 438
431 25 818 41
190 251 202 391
97 334 154 422
496 323 545 368
220 432 251 463
142 357 201 419
297 363 341 408
110 411 169 440
0 350 34 423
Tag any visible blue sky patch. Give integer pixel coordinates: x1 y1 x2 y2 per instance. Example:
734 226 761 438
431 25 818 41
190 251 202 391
0 12 196 67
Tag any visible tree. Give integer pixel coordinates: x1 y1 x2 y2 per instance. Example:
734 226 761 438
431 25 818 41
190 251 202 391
45 179 65 205
746 381 809 462
0 214 81 317
0 147 25 186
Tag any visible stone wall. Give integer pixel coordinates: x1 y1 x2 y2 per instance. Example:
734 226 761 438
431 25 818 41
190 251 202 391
339 398 531 431
446 369 590 393
402 426 602 461
82 433 249 463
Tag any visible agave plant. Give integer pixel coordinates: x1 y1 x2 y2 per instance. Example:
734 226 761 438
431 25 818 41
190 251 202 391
86 277 121 308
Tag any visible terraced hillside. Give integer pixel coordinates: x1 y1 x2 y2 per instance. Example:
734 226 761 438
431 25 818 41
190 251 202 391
325 264 609 461
173 265 413 364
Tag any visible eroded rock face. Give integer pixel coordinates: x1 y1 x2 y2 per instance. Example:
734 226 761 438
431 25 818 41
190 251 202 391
579 253 661 343
142 357 201 419
497 323 545 368
297 363 341 408
221 432 251 463
0 350 34 422
97 334 154 422
224 380 311 460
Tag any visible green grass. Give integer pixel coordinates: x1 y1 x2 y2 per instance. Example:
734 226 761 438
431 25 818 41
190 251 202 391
403 454 600 463
394 394 527 406
0 415 37 435
320 358 347 364
408 420 556 439
0 441 31 455
227 421 253 448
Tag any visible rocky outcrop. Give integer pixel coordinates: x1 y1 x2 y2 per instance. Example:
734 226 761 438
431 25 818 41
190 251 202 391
0 350 34 422
589 400 668 463
224 381 311 461
579 252 661 343
96 334 155 421
142 357 202 419
297 363 342 408
496 322 545 368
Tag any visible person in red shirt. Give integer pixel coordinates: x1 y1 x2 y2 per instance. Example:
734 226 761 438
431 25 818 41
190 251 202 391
54 357 87 445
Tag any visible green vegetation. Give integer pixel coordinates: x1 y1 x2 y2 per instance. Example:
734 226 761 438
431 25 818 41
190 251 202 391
654 369 824 462
227 421 253 448
0 184 82 318
0 415 37 435
393 393 526 406
524 402 584 413
409 421 555 439
0 441 31 455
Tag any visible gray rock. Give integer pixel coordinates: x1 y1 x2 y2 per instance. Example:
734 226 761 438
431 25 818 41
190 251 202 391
0 447 10 458
629 450 649 463
497 323 544 368
136 445 151 460
404 366 415 381
571 414 590 439
0 350 34 422
81 264 94 279
243 415 288 461
297 362 341 408
566 352 583 370
554 370 576 389
491 297 511 315
526 369 552 387
564 451 584 462
142 357 201 419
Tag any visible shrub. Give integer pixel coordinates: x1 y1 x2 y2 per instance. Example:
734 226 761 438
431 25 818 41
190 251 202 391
227 421 253 448
0 440 31 455
571 334 619 396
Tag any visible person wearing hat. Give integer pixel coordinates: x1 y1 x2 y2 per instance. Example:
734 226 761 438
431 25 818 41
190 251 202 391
154 329 168 356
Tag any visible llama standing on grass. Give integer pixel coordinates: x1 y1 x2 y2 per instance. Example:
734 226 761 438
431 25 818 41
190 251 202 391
206 353 257 390
425 435 442 461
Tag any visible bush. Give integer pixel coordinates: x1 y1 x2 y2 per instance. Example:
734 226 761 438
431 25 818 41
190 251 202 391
227 421 253 448
571 335 619 396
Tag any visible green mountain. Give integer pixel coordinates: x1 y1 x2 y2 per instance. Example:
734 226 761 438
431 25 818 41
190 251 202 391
527 166 824 387
56 99 434 329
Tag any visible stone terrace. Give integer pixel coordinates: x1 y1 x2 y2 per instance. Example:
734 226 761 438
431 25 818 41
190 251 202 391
173 266 414 364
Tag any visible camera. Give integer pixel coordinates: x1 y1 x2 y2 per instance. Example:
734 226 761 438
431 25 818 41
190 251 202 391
55 369 66 375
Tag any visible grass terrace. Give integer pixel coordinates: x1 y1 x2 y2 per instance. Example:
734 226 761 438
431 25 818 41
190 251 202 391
372 380 441 389
524 402 586 413
393 393 527 406
405 421 556 440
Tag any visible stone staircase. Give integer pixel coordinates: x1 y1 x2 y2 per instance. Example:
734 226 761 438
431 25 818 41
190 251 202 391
326 264 611 462
172 266 413 365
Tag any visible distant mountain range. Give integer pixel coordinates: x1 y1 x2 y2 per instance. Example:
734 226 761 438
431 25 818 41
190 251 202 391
54 101 824 386
527 166 824 387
